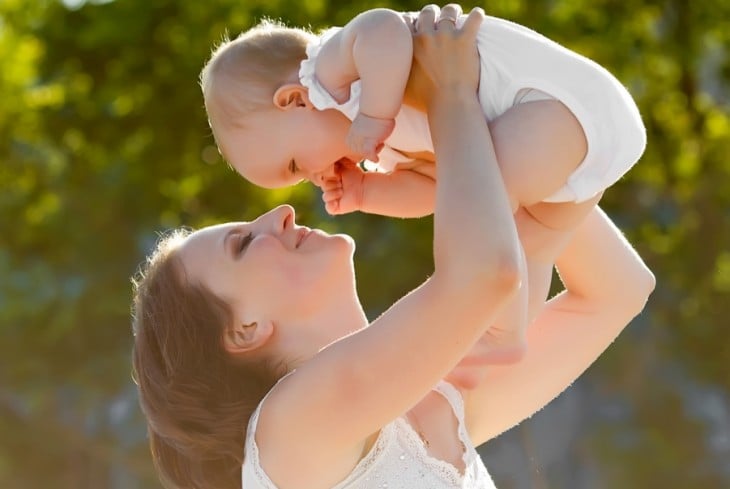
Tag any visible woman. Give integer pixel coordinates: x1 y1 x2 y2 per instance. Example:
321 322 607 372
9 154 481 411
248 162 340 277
132 6 654 489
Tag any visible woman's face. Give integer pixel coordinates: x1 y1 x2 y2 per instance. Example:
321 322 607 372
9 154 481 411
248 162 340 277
177 205 356 325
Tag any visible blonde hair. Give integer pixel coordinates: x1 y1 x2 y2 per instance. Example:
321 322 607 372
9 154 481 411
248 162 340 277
132 229 286 489
200 19 317 133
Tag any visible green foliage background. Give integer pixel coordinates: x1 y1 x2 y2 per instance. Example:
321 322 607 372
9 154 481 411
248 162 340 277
1 0 728 487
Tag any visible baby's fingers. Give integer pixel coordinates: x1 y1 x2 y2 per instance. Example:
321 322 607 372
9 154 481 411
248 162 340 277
323 195 344 215
322 187 344 203
362 140 383 162
321 185 344 215
319 176 342 192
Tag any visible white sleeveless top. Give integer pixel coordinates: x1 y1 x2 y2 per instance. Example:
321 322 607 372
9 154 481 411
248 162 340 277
241 381 497 488
299 14 646 204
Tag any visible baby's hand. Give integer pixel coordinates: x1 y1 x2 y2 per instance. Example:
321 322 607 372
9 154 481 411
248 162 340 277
346 113 395 162
320 161 367 215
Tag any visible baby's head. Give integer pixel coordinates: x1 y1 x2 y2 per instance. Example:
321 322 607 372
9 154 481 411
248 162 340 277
201 20 312 131
201 20 358 189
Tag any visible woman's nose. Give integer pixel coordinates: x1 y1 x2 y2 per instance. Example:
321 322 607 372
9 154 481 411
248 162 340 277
268 204 295 233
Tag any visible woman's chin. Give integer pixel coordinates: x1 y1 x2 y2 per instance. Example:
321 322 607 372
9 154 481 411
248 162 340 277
330 232 356 253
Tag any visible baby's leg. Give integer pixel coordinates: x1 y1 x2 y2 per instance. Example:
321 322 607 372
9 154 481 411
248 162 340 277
454 199 599 377
521 194 603 234
473 253 553 365
473 244 529 364
470 98 597 364
520 197 602 315
489 99 588 211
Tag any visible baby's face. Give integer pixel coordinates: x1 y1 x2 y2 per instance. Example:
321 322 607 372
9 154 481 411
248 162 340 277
217 106 360 190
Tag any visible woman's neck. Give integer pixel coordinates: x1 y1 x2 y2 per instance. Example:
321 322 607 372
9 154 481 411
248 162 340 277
285 292 368 370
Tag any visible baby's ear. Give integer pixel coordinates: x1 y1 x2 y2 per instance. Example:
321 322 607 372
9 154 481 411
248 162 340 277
273 84 314 110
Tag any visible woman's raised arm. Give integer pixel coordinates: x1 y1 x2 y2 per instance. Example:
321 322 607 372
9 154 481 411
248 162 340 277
265 5 522 456
463 206 655 446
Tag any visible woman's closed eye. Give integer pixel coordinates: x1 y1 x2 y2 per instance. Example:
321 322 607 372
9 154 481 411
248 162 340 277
237 232 254 255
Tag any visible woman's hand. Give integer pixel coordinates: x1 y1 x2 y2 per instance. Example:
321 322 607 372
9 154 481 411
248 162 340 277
403 4 484 111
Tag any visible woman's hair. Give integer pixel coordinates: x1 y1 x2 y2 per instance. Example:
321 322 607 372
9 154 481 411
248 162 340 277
131 229 285 489
200 19 317 131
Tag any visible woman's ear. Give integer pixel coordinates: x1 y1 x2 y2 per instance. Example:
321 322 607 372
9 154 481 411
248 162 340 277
223 319 274 354
273 84 313 110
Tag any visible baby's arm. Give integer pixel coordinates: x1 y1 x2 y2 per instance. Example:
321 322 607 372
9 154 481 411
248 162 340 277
321 161 436 218
315 9 413 160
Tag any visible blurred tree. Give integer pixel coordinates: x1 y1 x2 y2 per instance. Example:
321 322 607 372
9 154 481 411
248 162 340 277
0 0 727 487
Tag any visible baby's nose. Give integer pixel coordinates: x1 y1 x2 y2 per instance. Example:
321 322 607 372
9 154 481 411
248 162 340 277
308 172 325 188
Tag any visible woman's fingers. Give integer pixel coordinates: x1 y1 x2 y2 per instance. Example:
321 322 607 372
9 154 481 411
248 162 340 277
416 4 439 34
440 3 462 19
436 3 462 31
417 4 482 35
404 3 484 108
460 7 485 39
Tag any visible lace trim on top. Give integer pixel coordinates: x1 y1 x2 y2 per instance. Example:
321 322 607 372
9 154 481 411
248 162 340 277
329 424 396 488
337 381 479 488
396 381 478 485
243 381 487 488
242 391 278 488
298 26 361 121
244 400 397 489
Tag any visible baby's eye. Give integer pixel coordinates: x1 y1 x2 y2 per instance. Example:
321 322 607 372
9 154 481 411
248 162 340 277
288 159 299 175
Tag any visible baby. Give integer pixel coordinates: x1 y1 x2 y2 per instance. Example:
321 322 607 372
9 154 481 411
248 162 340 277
200 7 646 364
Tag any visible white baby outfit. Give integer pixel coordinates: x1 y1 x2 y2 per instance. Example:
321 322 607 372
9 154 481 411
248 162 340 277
242 381 497 489
299 14 647 203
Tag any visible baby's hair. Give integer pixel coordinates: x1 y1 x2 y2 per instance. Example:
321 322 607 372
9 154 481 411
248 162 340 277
200 19 318 131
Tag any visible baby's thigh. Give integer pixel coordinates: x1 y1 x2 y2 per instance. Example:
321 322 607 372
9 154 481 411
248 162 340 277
516 195 601 262
526 260 554 325
488 100 588 206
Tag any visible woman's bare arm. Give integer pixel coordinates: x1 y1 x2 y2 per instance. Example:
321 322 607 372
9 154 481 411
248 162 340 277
261 7 523 478
463 206 655 446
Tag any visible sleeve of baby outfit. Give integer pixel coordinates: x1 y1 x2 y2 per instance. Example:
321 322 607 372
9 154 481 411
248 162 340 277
298 26 362 120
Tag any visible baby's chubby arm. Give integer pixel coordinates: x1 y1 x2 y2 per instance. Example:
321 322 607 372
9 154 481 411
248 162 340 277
321 160 436 218
315 9 413 161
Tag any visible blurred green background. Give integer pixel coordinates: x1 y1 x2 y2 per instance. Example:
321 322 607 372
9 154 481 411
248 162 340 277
1 0 728 487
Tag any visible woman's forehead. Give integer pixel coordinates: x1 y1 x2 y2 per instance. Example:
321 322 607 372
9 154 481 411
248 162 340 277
177 222 249 280
203 221 247 234
183 222 248 251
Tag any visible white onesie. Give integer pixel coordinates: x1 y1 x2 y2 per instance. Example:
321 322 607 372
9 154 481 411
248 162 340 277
299 14 647 203
242 381 497 489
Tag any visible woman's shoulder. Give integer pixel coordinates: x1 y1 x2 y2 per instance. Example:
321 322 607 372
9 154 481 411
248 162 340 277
248 371 380 488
